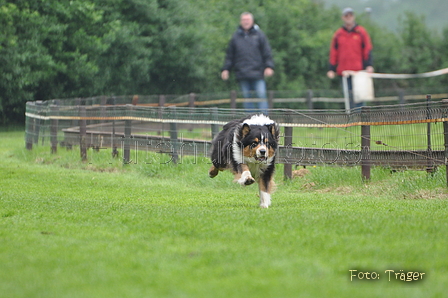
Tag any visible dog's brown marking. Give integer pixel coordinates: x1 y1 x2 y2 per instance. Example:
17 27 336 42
209 165 222 178
241 124 250 137
240 164 250 172
258 177 268 193
268 124 278 138
233 172 241 181
258 177 274 193
243 144 253 157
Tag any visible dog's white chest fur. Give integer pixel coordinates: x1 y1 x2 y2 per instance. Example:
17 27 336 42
243 157 271 179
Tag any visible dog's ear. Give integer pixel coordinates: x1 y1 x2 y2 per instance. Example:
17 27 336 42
240 123 251 138
266 123 280 141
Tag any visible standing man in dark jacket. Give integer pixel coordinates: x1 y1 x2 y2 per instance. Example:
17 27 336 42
327 7 373 109
221 12 274 113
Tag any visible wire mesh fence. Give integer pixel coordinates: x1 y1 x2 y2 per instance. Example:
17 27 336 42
24 92 448 182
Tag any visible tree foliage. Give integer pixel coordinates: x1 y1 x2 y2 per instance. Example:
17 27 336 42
0 0 447 123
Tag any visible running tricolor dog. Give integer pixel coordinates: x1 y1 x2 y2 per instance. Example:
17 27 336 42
209 114 280 208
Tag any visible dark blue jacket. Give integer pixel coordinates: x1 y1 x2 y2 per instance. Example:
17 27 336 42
222 25 274 80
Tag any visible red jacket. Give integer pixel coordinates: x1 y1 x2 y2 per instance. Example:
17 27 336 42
329 24 373 76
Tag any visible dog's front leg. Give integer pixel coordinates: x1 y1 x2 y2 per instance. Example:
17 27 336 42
236 164 255 186
258 176 272 208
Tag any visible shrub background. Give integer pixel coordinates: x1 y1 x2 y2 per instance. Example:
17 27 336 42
1 0 448 124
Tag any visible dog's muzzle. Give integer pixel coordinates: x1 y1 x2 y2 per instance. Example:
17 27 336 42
256 147 268 162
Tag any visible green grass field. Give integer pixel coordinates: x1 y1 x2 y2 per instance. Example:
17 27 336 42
1 127 447 298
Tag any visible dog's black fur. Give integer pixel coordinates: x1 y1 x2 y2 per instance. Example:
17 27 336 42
209 114 280 208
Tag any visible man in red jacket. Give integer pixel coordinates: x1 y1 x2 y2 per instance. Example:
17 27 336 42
327 8 373 108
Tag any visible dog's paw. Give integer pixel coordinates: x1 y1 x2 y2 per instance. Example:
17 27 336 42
237 171 255 186
259 191 271 208
244 176 255 185
209 166 219 178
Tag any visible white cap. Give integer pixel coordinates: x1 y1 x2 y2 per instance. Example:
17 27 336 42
342 7 354 16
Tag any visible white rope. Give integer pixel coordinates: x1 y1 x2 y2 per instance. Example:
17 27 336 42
343 67 448 79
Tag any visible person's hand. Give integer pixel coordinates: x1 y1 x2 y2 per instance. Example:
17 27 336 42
327 70 335 79
221 70 229 81
264 68 274 77
366 66 374 73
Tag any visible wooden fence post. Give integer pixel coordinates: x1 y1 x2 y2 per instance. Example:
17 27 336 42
111 96 119 158
100 96 107 120
123 104 132 164
73 98 81 128
33 101 43 145
169 106 179 164
210 107 219 140
189 93 196 107
283 126 293 180
230 90 237 110
159 94 166 108
361 106 371 180
398 90 406 105
50 103 59 154
268 90 274 110
306 89 314 110
442 99 448 187
25 102 34 150
189 93 196 131
79 105 87 161
426 94 434 173
132 94 139 105
158 94 166 136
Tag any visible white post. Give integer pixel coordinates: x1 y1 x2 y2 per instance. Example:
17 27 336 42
342 75 350 113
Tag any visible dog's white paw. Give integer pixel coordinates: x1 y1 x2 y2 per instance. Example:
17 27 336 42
259 191 271 208
237 171 255 186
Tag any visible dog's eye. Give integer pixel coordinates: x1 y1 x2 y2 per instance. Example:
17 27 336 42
251 141 258 147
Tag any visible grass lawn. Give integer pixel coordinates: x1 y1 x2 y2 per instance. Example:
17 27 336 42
1 127 447 298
